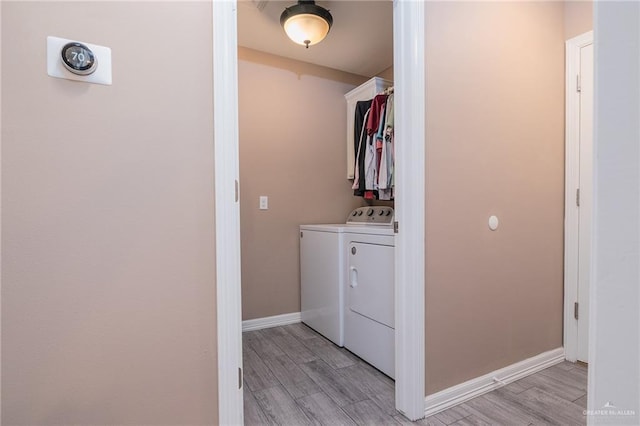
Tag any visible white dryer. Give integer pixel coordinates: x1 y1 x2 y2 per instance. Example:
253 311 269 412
344 221 395 379
300 206 395 377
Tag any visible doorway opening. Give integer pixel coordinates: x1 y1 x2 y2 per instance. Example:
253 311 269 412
213 0 426 423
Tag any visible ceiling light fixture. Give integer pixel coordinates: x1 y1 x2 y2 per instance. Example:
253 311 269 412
280 1 333 49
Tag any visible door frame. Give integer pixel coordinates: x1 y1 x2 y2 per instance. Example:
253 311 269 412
213 1 244 424
393 0 426 420
213 0 426 423
563 30 593 363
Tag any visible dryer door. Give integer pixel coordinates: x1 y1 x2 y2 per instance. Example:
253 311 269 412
347 242 394 328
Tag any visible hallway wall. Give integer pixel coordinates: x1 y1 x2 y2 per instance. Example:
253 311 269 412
565 0 593 39
424 1 566 394
1 2 217 424
238 48 366 320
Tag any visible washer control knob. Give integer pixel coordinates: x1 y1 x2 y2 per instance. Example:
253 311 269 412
378 210 384 216
386 210 391 216
367 208 374 216
357 210 363 216
352 211 358 216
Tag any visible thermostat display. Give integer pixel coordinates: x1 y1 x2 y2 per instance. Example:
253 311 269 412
47 36 112 85
61 42 97 75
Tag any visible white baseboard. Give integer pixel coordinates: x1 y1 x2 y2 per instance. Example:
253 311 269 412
424 347 565 417
242 312 302 332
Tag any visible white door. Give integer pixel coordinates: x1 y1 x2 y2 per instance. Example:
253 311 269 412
577 42 593 363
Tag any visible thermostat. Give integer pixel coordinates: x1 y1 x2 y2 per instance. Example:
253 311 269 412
61 42 97 75
47 36 112 85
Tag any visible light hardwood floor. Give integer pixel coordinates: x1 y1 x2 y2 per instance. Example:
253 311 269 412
243 324 587 425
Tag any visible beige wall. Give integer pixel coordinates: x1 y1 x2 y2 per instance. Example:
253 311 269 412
377 65 394 81
424 1 565 394
1 2 217 424
564 0 593 40
239 48 366 320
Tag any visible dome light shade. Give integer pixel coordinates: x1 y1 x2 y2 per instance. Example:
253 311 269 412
280 1 333 48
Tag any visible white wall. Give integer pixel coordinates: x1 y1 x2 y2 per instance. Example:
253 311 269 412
589 2 640 424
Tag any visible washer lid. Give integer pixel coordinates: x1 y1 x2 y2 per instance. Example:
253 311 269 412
299 224 349 233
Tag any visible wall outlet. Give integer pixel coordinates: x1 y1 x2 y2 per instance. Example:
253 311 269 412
259 196 268 210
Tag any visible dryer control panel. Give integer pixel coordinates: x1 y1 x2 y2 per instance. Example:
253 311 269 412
346 207 394 225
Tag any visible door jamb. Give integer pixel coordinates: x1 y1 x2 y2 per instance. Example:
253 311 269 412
393 0 426 420
564 30 593 363
213 1 244 424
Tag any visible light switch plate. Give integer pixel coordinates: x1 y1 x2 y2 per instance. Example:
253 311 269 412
47 36 112 85
259 196 268 210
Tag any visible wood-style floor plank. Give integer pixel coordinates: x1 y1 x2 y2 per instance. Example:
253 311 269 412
246 329 287 359
515 368 586 402
244 324 588 426
284 323 320 341
502 379 532 395
538 364 588 393
574 394 588 409
296 392 357 426
393 413 447 426
302 336 357 369
574 362 588 373
262 326 319 364
337 363 397 416
341 399 401 425
433 404 473 425
300 359 368 407
481 388 550 424
262 353 321 399
464 394 538 425
244 381 275 426
253 385 313 426
495 387 585 426
450 414 492 426
243 346 281 392
352 355 395 388
554 360 578 371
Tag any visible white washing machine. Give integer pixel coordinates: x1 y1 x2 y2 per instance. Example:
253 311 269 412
300 206 395 376
299 223 348 346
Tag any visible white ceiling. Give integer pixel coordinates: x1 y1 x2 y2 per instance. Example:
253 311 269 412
238 0 393 77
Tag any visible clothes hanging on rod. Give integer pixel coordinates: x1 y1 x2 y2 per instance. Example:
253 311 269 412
352 88 394 200
352 100 372 197
378 93 394 200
